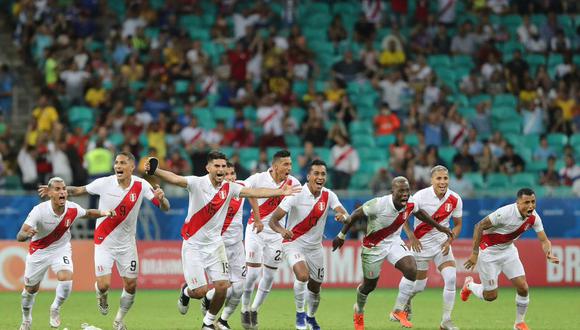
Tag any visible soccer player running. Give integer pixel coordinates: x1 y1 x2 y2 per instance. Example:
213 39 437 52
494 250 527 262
18 177 115 330
145 151 300 330
203 161 261 330
269 159 349 330
240 150 301 329
400 165 463 330
333 177 453 329
462 188 560 330
39 152 170 330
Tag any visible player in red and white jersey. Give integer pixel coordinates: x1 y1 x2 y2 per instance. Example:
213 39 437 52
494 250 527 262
146 151 299 330
270 159 348 330
18 177 115 330
462 188 559 330
400 165 463 330
240 149 301 329
332 177 453 330
39 152 170 330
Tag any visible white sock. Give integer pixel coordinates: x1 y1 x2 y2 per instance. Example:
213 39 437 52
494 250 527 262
515 294 529 323
21 290 37 321
409 278 427 303
51 280 73 310
294 280 307 313
251 267 276 311
441 267 456 321
206 288 215 301
241 266 261 312
222 281 244 321
306 289 320 317
115 289 135 322
467 281 484 300
203 311 217 325
394 277 415 311
355 285 368 314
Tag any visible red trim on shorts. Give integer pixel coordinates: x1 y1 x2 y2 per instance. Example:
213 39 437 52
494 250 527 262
94 181 143 245
29 207 79 254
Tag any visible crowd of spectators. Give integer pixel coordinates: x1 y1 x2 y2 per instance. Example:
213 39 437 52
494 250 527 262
0 0 579 197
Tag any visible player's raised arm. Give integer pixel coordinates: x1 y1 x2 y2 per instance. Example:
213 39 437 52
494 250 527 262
332 206 367 251
536 230 560 264
247 197 263 233
464 217 494 270
269 207 293 239
413 209 454 238
16 224 37 242
239 183 301 198
38 185 87 198
146 157 188 188
83 209 117 219
151 184 171 211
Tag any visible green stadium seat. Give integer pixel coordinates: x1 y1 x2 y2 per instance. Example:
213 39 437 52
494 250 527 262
531 14 547 26
358 148 387 162
547 133 568 149
4 175 23 190
239 148 260 165
521 134 540 150
290 107 306 124
180 15 203 28
404 133 419 147
358 161 384 174
551 186 573 197
213 106 235 123
220 147 235 158
129 80 146 92
187 27 210 41
491 106 519 120
375 134 396 148
427 55 451 68
526 161 547 173
314 148 331 164
464 172 484 189
144 27 160 39
525 54 546 67
284 135 302 148
548 54 563 67
573 54 580 67
194 108 213 123
493 94 517 108
292 81 309 98
348 172 372 190
570 134 580 146
174 80 190 94
68 106 94 123
438 146 457 167
109 132 125 147
502 14 523 27
452 55 475 69
352 135 376 149
557 14 573 27
243 106 257 121
486 173 510 188
496 120 522 135
457 107 477 120
469 94 492 107
511 172 537 187
500 41 525 54
349 121 374 135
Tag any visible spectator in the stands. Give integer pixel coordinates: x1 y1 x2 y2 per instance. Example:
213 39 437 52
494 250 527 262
32 94 59 134
60 61 90 105
374 105 400 136
17 144 38 190
376 70 408 114
330 133 359 190
540 156 561 187
517 15 538 45
369 167 392 195
450 164 474 197
451 22 477 55
470 100 492 136
499 144 525 175
559 154 580 187
0 65 14 116
522 100 546 135
84 140 113 181
297 141 318 182
478 143 498 175
453 142 478 172
332 50 365 84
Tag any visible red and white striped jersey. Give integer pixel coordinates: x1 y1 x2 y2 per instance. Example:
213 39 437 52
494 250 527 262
244 170 301 234
279 184 342 246
481 203 544 252
221 180 246 246
182 175 243 247
362 195 418 248
86 175 158 248
412 186 462 246
25 200 87 254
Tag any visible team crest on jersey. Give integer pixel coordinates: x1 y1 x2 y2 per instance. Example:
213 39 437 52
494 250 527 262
130 193 136 202
65 218 71 227
219 191 226 199
318 202 326 211
445 203 453 212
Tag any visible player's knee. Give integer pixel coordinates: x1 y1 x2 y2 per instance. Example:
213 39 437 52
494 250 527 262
483 291 497 301
124 281 137 294
516 285 529 297
295 272 309 282
307 279 321 294
25 285 39 294
360 281 377 295
403 266 417 281
214 281 230 292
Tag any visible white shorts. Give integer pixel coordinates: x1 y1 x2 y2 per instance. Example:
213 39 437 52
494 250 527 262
94 244 139 278
24 246 73 286
477 246 525 291
225 240 246 283
361 238 412 279
413 242 455 271
182 241 229 290
244 224 283 267
283 242 325 283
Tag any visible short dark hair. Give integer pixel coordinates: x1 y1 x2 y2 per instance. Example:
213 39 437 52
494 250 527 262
226 161 234 168
517 188 535 198
117 151 136 163
208 150 227 162
272 150 291 162
309 159 327 172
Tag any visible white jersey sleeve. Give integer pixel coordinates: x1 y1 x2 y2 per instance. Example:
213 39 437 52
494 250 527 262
24 206 41 227
452 195 463 218
532 211 544 232
141 179 156 201
186 175 204 192
488 206 505 226
409 196 419 213
229 181 243 199
362 197 381 217
68 201 88 218
86 177 108 195
329 190 343 210
278 194 297 213
243 173 258 188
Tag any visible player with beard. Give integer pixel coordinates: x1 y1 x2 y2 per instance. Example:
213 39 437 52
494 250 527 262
333 177 453 330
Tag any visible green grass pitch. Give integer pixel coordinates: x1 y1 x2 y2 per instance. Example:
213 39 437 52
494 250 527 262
1 288 578 329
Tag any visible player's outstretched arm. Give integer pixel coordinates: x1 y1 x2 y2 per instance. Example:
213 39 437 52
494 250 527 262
333 206 349 223
239 183 301 198
464 217 493 270
247 198 263 233
16 224 37 242
269 207 293 239
83 209 116 219
537 230 560 264
150 166 188 188
413 209 454 238
332 207 366 251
